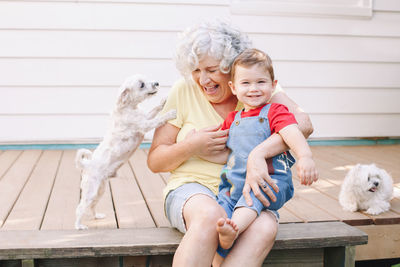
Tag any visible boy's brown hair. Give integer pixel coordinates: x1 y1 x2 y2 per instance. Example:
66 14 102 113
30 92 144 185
231 48 274 82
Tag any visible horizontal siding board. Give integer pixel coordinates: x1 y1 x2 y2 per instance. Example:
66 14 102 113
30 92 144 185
1 114 399 142
251 34 400 63
0 115 109 143
1 58 399 88
1 2 400 37
0 30 177 59
233 11 400 37
0 58 180 87
1 87 399 115
2 30 400 63
311 114 400 138
374 0 400 11
0 2 228 31
34 0 229 4
285 88 400 114
0 86 171 114
274 61 400 88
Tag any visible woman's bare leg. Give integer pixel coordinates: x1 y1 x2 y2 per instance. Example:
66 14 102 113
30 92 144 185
173 194 227 267
221 211 278 267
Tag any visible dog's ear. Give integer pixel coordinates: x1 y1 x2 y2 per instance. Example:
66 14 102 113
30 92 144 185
118 88 131 106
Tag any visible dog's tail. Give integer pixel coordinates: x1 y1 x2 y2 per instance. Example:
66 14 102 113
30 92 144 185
75 148 92 170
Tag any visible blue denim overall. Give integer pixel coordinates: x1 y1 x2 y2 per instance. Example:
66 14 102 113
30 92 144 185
217 104 295 220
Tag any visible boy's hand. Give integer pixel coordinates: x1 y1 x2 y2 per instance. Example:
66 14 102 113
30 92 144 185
296 156 318 186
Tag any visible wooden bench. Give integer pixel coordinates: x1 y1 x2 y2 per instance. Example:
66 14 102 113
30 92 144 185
0 221 367 267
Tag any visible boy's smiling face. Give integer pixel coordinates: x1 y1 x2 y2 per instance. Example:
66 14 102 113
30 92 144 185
229 64 277 111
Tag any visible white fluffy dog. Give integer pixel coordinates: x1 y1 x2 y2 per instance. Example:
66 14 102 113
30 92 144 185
339 164 393 215
75 74 176 230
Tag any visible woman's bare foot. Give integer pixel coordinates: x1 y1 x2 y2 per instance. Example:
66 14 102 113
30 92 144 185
216 218 239 249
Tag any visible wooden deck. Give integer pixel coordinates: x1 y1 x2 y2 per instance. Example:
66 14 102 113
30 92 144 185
0 145 399 264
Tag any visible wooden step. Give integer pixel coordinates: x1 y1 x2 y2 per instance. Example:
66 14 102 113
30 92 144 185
0 221 367 260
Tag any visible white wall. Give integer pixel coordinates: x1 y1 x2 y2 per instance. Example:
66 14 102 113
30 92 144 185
0 0 399 144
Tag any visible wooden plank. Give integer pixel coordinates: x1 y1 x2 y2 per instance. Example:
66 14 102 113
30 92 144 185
129 149 170 227
284 196 338 223
41 150 81 230
355 224 400 260
84 181 117 230
0 150 22 180
334 145 400 180
0 222 366 260
291 178 371 225
274 222 367 250
0 227 183 260
110 162 155 228
278 207 304 224
283 182 338 223
2 150 62 230
0 150 42 228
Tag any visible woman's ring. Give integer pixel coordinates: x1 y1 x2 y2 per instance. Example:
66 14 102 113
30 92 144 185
261 181 268 189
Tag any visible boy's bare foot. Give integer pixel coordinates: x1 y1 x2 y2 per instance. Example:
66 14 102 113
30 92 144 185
216 218 239 249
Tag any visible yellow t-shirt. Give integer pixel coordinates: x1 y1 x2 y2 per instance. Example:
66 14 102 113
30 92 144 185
161 79 283 199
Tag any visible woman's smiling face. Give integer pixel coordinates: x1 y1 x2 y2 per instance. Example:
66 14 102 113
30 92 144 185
191 55 233 104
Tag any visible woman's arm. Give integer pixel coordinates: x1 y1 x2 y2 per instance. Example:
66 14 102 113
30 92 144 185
147 123 191 172
243 91 314 207
271 91 314 138
147 123 229 173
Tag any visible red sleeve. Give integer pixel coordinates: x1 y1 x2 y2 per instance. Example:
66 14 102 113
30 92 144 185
268 103 297 134
221 111 237 130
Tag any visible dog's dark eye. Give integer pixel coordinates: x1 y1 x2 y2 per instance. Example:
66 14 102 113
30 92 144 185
368 175 370 181
139 82 145 89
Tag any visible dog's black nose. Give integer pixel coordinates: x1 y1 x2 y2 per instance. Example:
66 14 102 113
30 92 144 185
153 82 159 87
374 182 379 187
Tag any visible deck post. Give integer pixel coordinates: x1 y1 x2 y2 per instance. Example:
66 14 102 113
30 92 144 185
324 246 356 267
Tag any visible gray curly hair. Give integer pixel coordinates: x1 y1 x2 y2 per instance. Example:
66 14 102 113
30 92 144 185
174 20 252 77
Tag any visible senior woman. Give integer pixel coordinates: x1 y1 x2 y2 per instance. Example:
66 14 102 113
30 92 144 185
147 20 313 267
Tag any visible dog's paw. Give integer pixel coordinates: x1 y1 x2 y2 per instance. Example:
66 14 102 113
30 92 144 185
75 223 89 230
164 109 177 121
159 97 168 107
365 206 385 215
341 203 358 212
95 213 106 219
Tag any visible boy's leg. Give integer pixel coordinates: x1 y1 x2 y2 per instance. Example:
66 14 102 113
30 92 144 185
221 210 278 267
217 207 257 249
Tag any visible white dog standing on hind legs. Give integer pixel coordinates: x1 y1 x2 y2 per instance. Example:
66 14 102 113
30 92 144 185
339 163 393 215
75 74 176 230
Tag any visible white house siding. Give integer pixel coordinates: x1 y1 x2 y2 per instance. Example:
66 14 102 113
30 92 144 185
0 0 399 144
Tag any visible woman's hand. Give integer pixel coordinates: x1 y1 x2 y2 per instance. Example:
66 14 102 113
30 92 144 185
184 124 229 159
243 146 280 207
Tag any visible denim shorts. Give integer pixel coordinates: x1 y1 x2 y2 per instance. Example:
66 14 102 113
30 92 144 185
164 182 217 233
